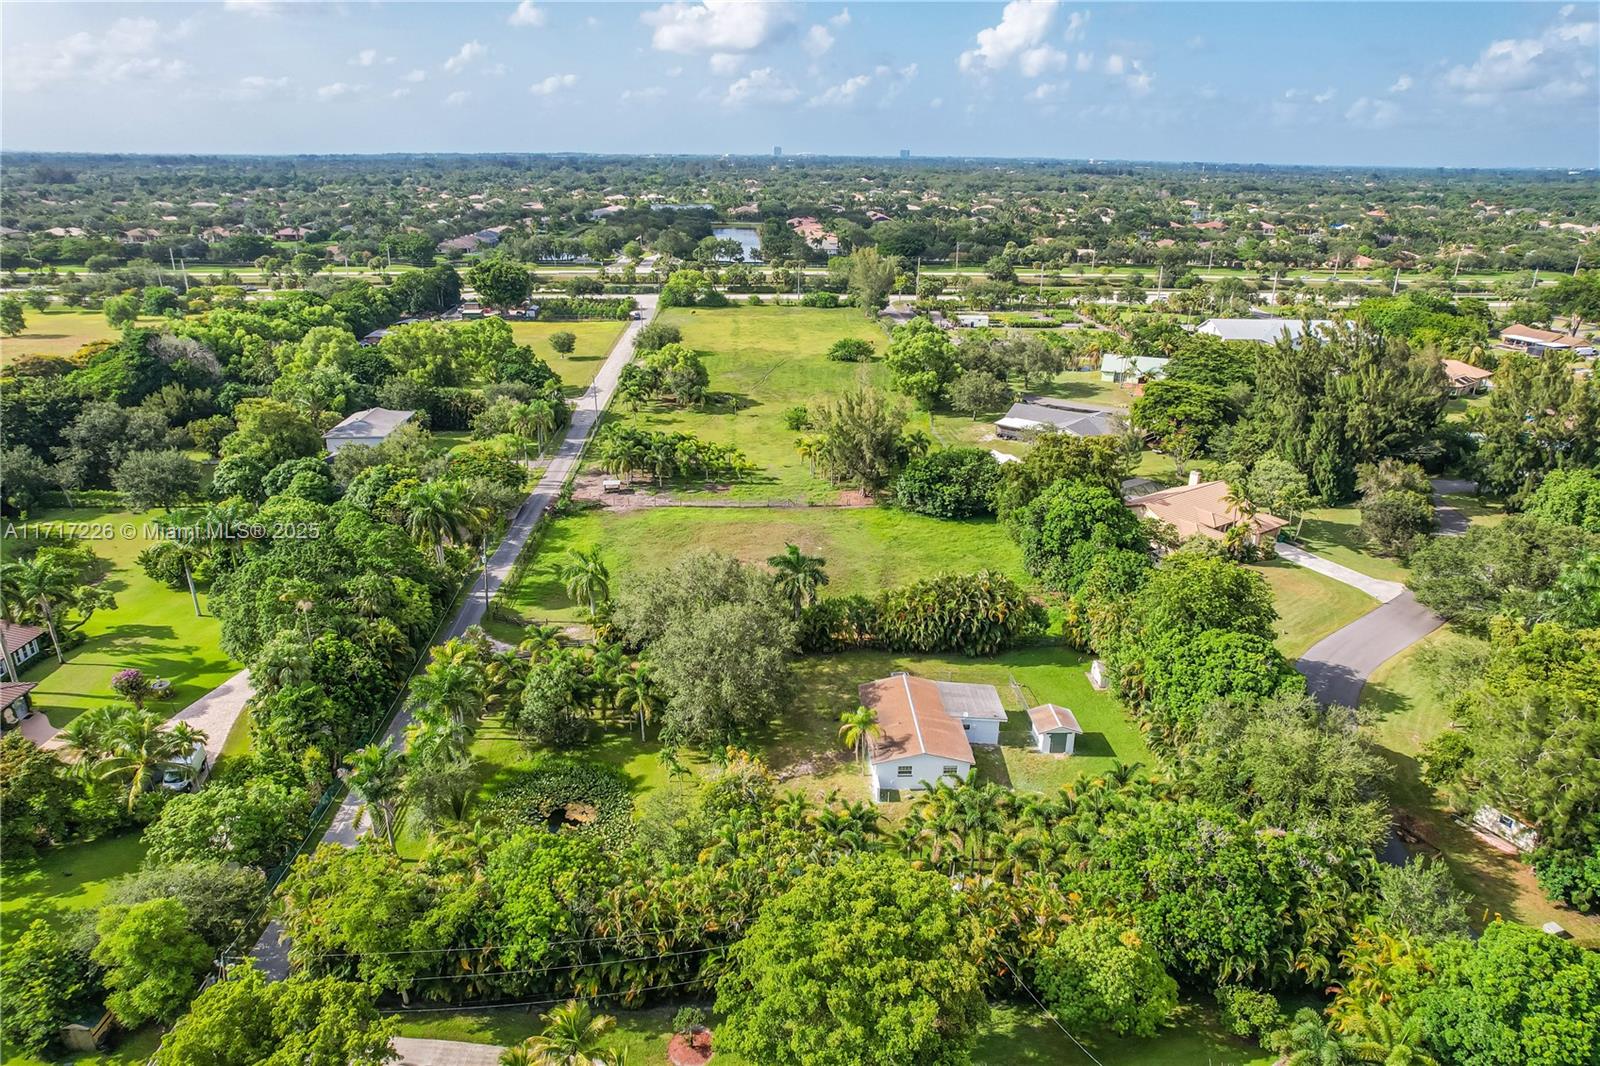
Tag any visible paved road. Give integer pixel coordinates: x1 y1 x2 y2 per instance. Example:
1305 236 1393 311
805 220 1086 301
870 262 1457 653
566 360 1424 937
247 298 655 976
1431 477 1477 537
1296 590 1443 708
1275 542 1404 602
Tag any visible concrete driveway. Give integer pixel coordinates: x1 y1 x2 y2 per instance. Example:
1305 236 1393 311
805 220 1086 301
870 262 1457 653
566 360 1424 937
392 1038 504 1066
1275 542 1405 602
1296 590 1443 707
167 669 254 778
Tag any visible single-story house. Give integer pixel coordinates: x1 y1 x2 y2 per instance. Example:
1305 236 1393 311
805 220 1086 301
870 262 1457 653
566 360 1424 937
1126 473 1288 548
956 313 991 328
1196 317 1332 345
859 674 1006 800
1499 324 1595 356
996 399 1120 440
1027 704 1083 755
1 681 38 726
1100 354 1170 384
1441 358 1493 397
0 620 47 674
322 408 416 455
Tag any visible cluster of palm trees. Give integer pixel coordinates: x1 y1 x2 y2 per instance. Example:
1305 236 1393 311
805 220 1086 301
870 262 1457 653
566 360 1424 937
592 426 751 485
1 554 111 668
519 625 661 742
56 704 207 811
499 1000 629 1066
397 481 497 564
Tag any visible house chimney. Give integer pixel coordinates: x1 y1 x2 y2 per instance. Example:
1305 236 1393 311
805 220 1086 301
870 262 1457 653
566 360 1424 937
1188 470 1202 487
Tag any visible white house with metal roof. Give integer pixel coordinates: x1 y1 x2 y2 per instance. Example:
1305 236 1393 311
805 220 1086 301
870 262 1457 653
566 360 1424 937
995 399 1120 440
322 408 416 455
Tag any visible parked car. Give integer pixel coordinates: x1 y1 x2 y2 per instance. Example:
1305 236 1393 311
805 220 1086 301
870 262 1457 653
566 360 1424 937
161 741 207 792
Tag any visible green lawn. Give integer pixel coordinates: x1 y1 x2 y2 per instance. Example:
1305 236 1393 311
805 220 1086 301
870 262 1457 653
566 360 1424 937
0 832 147 940
2 1027 160 1066
495 505 1025 630
780 646 1152 804
4 508 238 727
508 320 628 393
0 308 165 363
392 999 1268 1065
1292 506 1410 583
1250 558 1378 658
1362 628 1600 947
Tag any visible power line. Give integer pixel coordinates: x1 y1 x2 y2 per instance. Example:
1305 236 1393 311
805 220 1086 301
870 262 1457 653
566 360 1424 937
228 921 737 965
401 946 717 985
386 975 707 1015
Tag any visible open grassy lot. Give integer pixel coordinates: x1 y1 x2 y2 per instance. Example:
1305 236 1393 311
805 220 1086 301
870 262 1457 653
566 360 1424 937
4 508 238 727
0 308 164 363
1362 628 1600 946
508 319 627 393
1292 506 1409 583
1250 558 1378 658
392 999 1267 1065
495 504 1026 629
0 832 147 940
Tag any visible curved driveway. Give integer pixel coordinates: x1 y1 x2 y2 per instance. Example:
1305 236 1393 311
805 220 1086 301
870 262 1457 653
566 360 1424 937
1295 590 1442 708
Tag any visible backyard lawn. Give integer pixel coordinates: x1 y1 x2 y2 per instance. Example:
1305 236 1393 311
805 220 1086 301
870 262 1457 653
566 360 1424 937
1362 628 1600 947
1250 558 1378 658
0 307 164 363
508 319 628 394
1 1028 160 1066
4 508 238 727
493 504 1026 631
0 832 147 941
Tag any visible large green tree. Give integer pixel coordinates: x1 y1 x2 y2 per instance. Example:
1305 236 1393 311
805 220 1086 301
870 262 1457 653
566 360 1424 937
1034 917 1178 1038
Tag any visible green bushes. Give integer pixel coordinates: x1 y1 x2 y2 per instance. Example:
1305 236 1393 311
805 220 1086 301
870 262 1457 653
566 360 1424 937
799 571 1045 656
483 755 634 852
893 447 1002 518
534 296 635 320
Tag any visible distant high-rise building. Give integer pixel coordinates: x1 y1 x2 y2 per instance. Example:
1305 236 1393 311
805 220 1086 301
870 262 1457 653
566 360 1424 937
773 146 782 157
899 148 910 160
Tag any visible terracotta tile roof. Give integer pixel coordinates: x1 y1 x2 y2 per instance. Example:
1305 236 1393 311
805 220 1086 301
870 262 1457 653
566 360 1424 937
0 620 46 648
1501 324 1586 347
0 681 36 707
1027 704 1082 734
859 675 975 765
1127 480 1289 541
1441 358 1493 385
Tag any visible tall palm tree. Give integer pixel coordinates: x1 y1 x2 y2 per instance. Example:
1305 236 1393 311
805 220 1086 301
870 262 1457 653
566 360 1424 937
400 482 476 564
837 705 880 764
56 706 115 777
0 557 77 664
96 706 203 811
615 664 658 741
510 1000 620 1066
408 658 487 728
767 543 828 618
343 744 407 850
559 546 611 620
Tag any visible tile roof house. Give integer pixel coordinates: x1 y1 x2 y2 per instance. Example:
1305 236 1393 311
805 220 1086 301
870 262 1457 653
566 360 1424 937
1499 324 1594 356
858 675 1006 800
1126 474 1288 550
1441 358 1493 397
322 408 416 455
0 620 48 676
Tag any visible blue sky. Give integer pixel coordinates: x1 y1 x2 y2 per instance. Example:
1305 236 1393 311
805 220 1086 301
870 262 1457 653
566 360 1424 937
3 1 1596 167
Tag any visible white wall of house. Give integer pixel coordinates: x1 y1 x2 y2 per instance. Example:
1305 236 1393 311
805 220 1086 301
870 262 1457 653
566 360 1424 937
8 638 41 670
324 434 388 456
957 718 1001 746
1031 728 1077 755
869 754 972 799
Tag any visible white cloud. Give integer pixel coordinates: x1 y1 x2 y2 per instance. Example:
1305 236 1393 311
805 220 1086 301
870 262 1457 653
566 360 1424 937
1389 74 1414 93
353 49 377 67
9 17 188 91
404 69 427 83
709 53 744 76
222 0 279 15
808 63 916 108
960 0 1067 77
643 1 797 54
316 81 358 101
1346 96 1400 128
809 73 870 107
1103 52 1152 95
1029 81 1067 101
443 40 487 74
1444 13 1598 104
804 24 835 58
1313 87 1336 104
1062 10 1089 42
722 66 799 106
530 73 578 95
232 74 290 100
391 88 411 99
508 1 547 28
445 89 471 106
620 86 667 102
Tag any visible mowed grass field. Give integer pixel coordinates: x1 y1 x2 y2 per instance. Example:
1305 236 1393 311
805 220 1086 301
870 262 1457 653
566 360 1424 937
495 504 1025 628
508 319 627 393
3 508 238 727
1362 628 1600 947
0 307 165 363
1250 558 1378 658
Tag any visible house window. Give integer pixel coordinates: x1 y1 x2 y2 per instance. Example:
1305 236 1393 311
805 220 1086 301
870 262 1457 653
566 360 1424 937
942 765 959 777
896 765 913 778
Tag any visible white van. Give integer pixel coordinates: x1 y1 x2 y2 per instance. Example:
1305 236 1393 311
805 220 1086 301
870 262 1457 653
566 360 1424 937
161 742 207 792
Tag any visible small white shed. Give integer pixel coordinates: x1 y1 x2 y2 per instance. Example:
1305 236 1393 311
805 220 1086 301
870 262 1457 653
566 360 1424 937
1027 704 1083 755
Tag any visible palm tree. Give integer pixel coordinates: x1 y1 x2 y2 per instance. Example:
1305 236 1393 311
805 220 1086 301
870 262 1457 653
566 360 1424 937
559 546 610 620
96 706 203 812
400 482 475 564
1339 1004 1437 1066
408 658 487 728
794 435 821 477
343 744 407 850
615 664 658 741
56 706 115 777
767 543 828 618
837 705 880 764
1 557 76 664
509 1000 621 1066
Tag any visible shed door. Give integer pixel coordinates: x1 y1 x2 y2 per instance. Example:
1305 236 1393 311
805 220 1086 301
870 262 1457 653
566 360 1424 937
1048 732 1070 754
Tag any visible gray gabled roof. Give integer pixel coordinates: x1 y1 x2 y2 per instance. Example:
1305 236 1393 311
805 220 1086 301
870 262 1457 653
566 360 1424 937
998 401 1118 437
324 407 415 440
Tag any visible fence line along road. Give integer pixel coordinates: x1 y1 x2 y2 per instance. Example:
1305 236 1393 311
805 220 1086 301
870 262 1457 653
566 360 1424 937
245 296 657 978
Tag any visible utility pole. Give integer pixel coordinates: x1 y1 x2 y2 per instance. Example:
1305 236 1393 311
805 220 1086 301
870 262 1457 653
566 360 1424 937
1392 268 1401 295
1453 249 1463 280
953 240 960 274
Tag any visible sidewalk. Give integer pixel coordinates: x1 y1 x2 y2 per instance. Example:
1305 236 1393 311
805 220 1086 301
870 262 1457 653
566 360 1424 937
1275 542 1405 603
